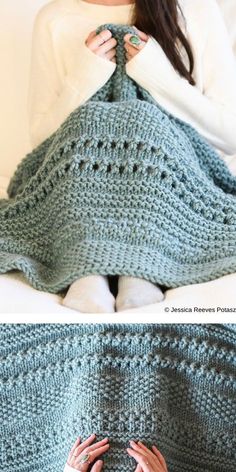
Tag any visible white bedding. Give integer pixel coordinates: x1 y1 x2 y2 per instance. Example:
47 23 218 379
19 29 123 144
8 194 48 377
1 0 236 314
1 266 236 315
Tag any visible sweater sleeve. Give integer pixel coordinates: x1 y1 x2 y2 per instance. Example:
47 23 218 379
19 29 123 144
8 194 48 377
27 10 116 149
63 463 77 472
125 0 236 156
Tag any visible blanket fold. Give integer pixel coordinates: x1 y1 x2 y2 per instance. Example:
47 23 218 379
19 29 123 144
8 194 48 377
0 24 236 293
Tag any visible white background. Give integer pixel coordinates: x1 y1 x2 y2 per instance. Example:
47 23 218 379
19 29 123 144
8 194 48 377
0 0 48 179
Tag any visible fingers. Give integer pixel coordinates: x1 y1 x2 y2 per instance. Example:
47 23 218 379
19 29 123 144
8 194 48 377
85 29 97 45
104 47 116 62
124 39 145 56
137 441 167 471
69 437 109 472
67 436 166 472
137 442 158 461
124 43 138 62
127 448 151 472
132 26 149 42
123 33 147 51
128 441 167 472
87 443 110 462
129 442 156 469
88 29 113 51
91 460 104 472
86 438 109 453
95 37 117 56
68 437 81 460
85 27 148 65
151 446 168 472
123 32 147 62
85 29 117 63
75 438 110 463
73 433 96 456
134 464 143 472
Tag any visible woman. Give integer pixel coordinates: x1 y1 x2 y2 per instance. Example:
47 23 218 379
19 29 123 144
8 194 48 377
1 0 236 312
64 435 168 472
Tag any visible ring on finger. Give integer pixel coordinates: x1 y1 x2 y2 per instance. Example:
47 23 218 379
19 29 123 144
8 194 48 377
78 453 90 464
129 34 142 46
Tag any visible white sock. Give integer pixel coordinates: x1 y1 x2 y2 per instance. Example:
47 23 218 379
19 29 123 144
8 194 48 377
116 275 165 311
62 275 115 313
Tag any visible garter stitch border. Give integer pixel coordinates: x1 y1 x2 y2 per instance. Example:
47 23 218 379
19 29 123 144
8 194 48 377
0 24 236 292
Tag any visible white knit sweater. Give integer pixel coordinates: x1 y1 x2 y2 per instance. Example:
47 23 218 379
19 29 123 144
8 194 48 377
64 465 79 472
28 0 236 160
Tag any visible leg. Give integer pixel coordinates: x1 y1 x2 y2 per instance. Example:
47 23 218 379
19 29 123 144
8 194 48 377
62 274 115 313
116 275 164 311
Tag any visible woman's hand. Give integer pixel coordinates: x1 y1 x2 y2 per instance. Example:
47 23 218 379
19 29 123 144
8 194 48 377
127 440 168 472
85 29 117 63
124 27 149 62
66 434 109 471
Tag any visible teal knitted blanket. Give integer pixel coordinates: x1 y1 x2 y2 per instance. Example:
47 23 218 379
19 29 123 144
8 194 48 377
0 24 236 293
0 323 235 472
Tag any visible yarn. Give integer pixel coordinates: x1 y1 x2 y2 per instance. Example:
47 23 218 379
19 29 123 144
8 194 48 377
0 323 235 472
0 24 236 293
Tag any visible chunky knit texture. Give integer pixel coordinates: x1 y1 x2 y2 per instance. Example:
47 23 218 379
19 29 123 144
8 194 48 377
0 24 236 293
0 323 235 472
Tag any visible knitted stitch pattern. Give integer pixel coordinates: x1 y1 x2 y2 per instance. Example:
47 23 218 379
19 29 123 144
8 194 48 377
0 324 235 472
0 24 236 293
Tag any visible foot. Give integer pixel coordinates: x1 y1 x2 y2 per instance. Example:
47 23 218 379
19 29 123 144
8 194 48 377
62 274 115 313
116 275 165 311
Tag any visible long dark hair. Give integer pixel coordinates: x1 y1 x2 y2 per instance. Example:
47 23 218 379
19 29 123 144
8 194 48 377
132 0 196 85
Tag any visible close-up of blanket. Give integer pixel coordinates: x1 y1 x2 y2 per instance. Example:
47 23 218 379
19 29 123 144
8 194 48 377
0 323 235 472
0 23 236 294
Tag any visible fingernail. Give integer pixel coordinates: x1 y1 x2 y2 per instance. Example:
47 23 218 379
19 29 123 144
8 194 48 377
130 440 136 445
